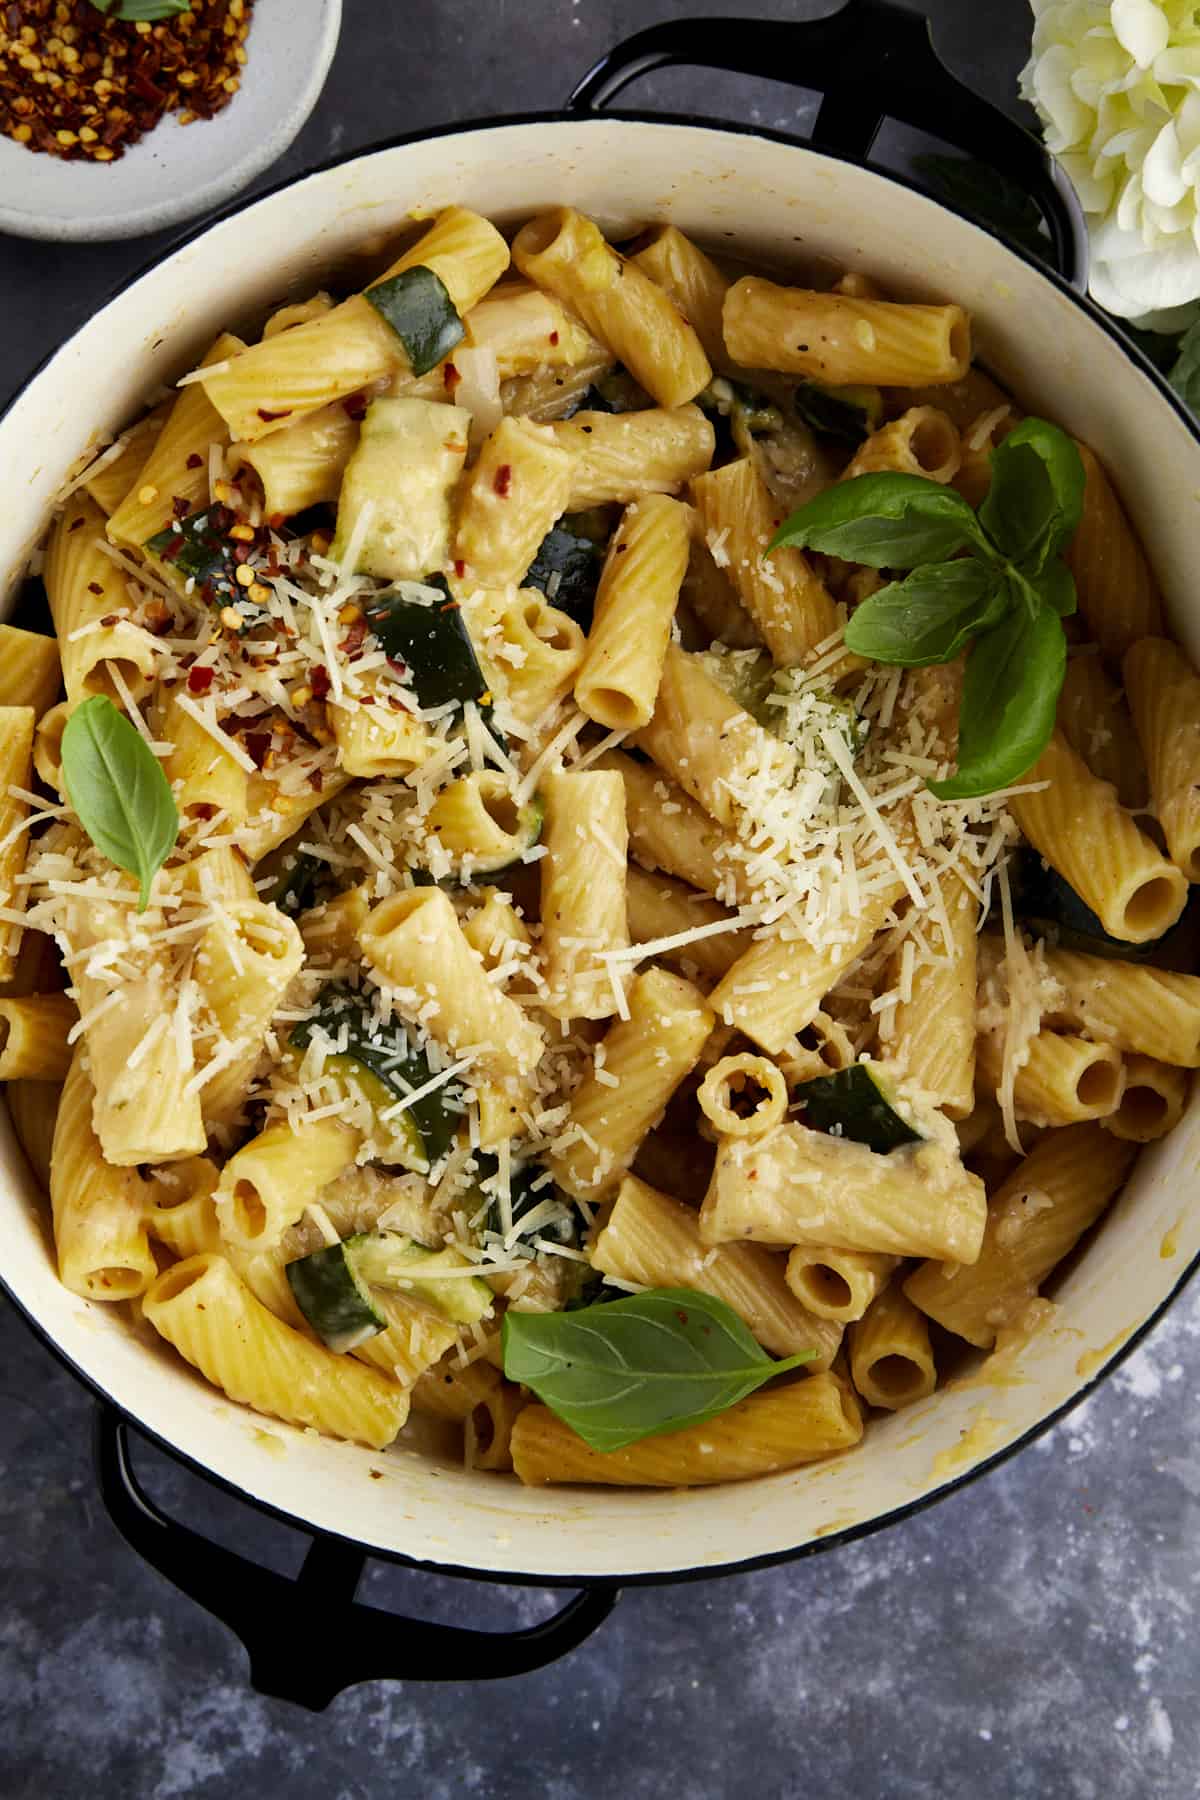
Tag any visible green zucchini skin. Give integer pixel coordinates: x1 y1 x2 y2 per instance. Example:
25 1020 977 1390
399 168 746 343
794 1063 922 1154
345 1233 493 1324
523 525 605 630
290 984 464 1166
146 504 249 614
474 1155 579 1247
792 381 883 447
363 577 489 713
286 1241 386 1353
366 266 464 376
1009 848 1164 963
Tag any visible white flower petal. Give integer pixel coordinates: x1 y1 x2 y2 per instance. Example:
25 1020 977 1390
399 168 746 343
1142 117 1189 201
1112 0 1170 67
1092 238 1200 312
1034 43 1095 146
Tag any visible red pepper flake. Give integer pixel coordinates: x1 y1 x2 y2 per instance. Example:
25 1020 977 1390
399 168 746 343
338 617 368 656
342 392 368 421
309 664 331 700
549 330 559 346
309 768 324 792
675 1309 689 1326
453 559 466 579
189 802 217 821
185 453 205 470
493 463 513 497
187 665 215 695
171 495 191 521
360 693 376 706
443 362 461 394
244 732 271 768
257 407 291 423
386 656 407 678
86 581 104 596
142 600 173 637
99 613 120 627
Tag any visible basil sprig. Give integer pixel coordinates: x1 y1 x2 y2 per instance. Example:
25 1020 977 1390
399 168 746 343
88 0 192 19
769 418 1085 799
503 1287 815 1452
60 696 179 911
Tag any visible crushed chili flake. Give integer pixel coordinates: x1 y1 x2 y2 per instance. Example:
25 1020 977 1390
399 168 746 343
86 580 103 595
256 406 291 422
185 451 205 469
309 664 331 700
243 731 270 768
342 391 368 422
1 0 255 164
442 362 461 394
186 664 214 694
493 463 513 497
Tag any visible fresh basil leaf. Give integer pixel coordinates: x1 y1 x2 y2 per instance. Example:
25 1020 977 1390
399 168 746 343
928 602 1066 800
502 1287 815 1452
769 473 989 569
979 418 1085 572
1168 316 1200 413
843 560 1006 666
89 0 191 16
367 267 464 378
1031 557 1077 619
60 696 179 911
912 154 1048 261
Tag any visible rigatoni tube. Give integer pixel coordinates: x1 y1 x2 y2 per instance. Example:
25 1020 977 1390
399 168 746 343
701 1115 986 1264
548 966 714 1198
511 1374 862 1487
1008 730 1186 944
512 207 711 408
592 1173 841 1366
690 457 840 666
142 1254 410 1449
538 769 629 1020
722 278 971 386
576 494 690 730
361 886 545 1080
904 1124 1136 1348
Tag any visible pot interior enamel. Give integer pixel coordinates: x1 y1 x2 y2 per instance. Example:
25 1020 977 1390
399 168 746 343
4 118 1199 1582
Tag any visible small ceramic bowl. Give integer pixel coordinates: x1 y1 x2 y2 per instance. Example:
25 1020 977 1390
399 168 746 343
0 0 341 242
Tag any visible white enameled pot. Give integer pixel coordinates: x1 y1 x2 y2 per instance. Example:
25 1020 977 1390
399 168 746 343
3 1 1199 1706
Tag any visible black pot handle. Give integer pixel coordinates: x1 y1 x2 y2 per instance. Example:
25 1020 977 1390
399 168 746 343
567 0 1088 293
94 1405 619 1710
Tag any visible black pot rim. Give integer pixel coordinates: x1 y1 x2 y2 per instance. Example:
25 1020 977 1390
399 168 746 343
3 104 1199 1592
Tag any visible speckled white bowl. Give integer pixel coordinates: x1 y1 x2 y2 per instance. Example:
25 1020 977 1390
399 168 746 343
0 0 341 242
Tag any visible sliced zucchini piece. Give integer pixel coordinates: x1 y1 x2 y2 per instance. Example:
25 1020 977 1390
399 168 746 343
792 381 883 447
262 847 326 917
794 1062 922 1154
1007 848 1170 962
524 524 605 629
347 1232 494 1324
331 397 469 581
286 1240 387 1353
366 265 465 377
290 984 464 1166
475 1155 579 1247
146 505 247 612
363 576 490 715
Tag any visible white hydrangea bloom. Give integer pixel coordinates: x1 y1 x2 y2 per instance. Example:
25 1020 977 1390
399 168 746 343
1020 0 1200 324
